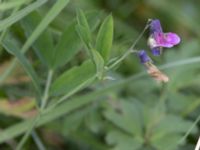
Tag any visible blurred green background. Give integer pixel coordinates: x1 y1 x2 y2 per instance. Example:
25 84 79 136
0 0 200 150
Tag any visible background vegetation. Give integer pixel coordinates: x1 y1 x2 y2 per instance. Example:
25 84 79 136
0 0 200 150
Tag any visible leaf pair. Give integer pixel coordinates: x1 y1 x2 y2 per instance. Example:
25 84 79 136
76 9 113 79
50 10 114 96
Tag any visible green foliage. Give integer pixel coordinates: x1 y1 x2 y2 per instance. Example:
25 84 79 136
0 0 47 32
96 15 114 62
2 34 41 95
90 49 105 79
51 60 96 96
104 100 197 150
106 130 143 150
52 22 81 68
21 11 55 68
76 9 92 49
76 10 105 79
0 0 200 150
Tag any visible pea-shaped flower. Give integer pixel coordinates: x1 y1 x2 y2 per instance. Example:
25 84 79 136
148 19 181 56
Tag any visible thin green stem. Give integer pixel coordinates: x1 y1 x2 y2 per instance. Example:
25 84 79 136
41 69 54 110
0 59 16 85
178 115 200 145
106 19 151 70
16 70 53 149
106 49 137 70
16 115 41 150
129 19 151 50
32 130 46 150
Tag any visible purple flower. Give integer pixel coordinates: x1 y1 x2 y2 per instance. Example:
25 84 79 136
148 19 181 56
137 50 152 64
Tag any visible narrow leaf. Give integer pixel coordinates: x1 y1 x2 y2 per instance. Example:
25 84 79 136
21 0 70 54
0 0 70 85
21 11 54 68
96 15 113 62
51 60 96 95
53 11 102 68
2 35 41 95
76 9 91 36
53 22 81 68
76 9 92 48
0 0 47 32
0 0 30 11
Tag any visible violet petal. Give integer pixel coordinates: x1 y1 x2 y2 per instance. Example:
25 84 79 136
164 32 181 45
153 32 180 48
138 50 152 64
150 19 163 33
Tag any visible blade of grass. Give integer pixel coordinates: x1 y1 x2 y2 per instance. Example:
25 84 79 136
1 56 200 143
16 115 41 150
0 6 21 42
0 0 47 31
178 115 200 145
15 69 53 149
2 37 41 96
0 0 69 85
0 6 21 67
0 0 31 11
31 130 46 150
41 70 54 110
15 1 70 148
21 0 70 54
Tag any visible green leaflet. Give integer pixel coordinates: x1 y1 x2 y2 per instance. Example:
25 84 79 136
104 100 143 137
53 11 102 68
76 9 92 48
51 60 96 96
96 15 113 62
106 130 143 150
52 22 81 68
76 10 105 78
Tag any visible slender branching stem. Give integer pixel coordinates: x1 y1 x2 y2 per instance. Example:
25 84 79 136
106 19 151 70
41 69 54 110
178 115 200 145
16 70 54 150
32 130 46 150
